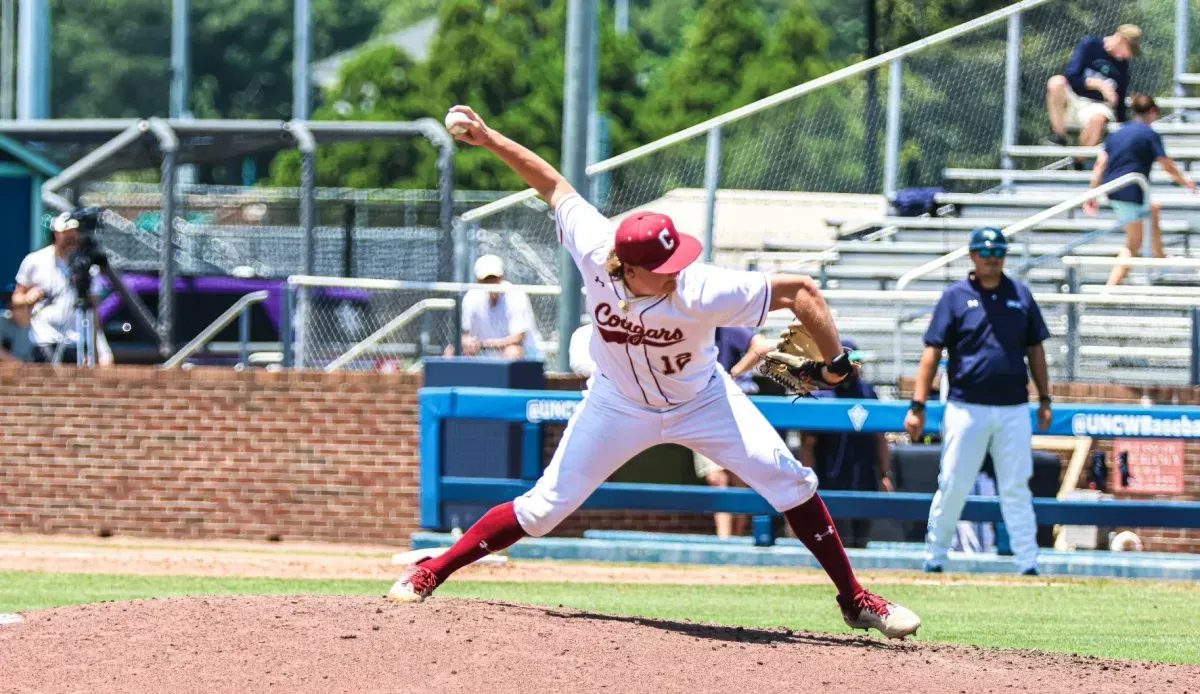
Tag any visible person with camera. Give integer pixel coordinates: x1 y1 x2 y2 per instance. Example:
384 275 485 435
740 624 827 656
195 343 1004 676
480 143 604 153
11 211 113 365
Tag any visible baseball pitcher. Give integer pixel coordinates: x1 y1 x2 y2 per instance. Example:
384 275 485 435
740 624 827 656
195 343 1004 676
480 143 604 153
389 105 920 639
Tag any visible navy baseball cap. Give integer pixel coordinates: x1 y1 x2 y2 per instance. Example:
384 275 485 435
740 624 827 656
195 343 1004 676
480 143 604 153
968 226 1008 251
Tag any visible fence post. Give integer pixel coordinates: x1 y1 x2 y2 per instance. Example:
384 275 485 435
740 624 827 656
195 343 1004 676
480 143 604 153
294 285 309 370
883 58 902 200
892 304 904 386
238 306 250 368
1066 266 1079 382
1191 307 1199 386
281 281 294 368
1001 12 1021 185
1176 0 1190 98
702 126 721 263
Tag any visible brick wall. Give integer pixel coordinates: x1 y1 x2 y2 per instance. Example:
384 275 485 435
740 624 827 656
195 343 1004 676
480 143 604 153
2 364 1196 552
898 379 1200 553
0 364 422 544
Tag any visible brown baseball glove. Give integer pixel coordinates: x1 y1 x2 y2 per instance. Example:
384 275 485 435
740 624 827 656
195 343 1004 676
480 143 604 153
757 320 859 395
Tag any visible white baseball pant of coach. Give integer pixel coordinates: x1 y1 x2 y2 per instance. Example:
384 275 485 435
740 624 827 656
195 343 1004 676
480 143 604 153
924 401 1038 572
512 370 819 537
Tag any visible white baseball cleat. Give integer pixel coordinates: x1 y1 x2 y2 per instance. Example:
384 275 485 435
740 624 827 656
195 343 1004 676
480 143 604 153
386 559 440 603
837 590 921 640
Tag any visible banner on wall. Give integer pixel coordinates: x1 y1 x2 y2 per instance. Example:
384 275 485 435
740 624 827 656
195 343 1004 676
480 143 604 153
1111 438 1186 495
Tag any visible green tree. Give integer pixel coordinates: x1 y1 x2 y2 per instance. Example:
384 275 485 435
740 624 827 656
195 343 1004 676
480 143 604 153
641 0 769 140
50 0 387 119
739 0 833 102
271 0 647 192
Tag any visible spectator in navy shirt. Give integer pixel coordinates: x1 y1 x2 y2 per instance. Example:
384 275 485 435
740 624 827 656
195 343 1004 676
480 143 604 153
904 227 1052 575
1045 25 1141 167
1083 94 1197 286
800 339 893 548
694 326 772 538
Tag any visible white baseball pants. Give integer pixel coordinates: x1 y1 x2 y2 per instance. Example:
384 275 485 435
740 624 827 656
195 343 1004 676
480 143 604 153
924 400 1039 572
513 371 819 537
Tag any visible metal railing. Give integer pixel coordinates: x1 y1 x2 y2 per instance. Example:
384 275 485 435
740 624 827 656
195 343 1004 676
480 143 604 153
162 290 270 369
460 0 1058 224
895 173 1149 291
324 298 456 372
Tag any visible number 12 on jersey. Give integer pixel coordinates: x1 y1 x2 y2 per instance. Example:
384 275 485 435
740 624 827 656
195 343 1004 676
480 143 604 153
659 352 693 375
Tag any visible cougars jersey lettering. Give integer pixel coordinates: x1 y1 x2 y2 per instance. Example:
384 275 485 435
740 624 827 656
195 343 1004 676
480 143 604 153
555 193 771 407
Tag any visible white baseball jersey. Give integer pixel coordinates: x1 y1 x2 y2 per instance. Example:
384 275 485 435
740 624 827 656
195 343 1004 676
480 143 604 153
555 193 771 407
460 281 541 358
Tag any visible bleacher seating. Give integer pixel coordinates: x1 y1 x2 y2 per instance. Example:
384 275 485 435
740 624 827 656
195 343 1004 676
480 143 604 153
744 97 1200 386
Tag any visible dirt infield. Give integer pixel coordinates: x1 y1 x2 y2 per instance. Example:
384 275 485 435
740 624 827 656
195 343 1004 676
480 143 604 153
2 596 1196 694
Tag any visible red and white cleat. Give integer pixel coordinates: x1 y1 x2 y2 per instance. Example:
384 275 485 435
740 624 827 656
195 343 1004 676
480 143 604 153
837 589 921 640
386 558 440 603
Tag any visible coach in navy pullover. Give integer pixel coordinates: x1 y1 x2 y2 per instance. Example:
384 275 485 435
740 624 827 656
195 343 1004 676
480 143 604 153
904 227 1052 575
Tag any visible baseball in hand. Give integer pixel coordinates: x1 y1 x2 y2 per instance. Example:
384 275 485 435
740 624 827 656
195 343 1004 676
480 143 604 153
445 111 472 136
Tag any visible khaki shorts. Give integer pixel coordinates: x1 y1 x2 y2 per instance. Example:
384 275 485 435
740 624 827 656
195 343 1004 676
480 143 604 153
694 452 723 479
1065 87 1115 130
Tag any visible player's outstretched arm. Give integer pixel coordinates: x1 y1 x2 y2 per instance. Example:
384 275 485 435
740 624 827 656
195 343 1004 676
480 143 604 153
767 274 843 369
446 105 576 208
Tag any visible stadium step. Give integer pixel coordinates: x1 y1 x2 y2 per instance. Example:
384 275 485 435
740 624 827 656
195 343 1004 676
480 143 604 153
1006 144 1200 160
828 215 1193 235
942 168 1196 186
935 191 1200 209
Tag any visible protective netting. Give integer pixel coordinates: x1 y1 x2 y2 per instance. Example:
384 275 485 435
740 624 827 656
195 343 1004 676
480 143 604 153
463 0 1186 279
81 184 507 281
291 279 563 371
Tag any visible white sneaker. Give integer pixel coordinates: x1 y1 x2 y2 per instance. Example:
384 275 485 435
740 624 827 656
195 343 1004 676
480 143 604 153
837 590 921 639
385 559 440 603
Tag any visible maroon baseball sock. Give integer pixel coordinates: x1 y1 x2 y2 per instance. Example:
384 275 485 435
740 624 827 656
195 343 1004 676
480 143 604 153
422 501 527 582
783 495 863 600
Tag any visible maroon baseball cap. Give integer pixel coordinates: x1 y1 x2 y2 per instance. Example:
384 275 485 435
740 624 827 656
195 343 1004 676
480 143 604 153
614 211 702 274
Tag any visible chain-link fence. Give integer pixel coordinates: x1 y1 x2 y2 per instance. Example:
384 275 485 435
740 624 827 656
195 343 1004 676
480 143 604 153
289 276 565 371
81 183 511 281
463 0 1185 274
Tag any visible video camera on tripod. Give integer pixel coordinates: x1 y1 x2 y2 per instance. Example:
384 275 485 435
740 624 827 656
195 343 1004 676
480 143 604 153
61 207 108 302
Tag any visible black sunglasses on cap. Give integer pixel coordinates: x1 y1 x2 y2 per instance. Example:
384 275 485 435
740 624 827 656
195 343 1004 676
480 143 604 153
976 247 1006 258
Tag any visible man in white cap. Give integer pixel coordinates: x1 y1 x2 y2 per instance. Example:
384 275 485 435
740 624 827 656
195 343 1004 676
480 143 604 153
452 254 540 359
11 211 113 365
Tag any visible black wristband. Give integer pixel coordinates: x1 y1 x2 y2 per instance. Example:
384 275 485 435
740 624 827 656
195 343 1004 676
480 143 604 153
828 348 854 377
1039 394 1052 405
909 400 926 414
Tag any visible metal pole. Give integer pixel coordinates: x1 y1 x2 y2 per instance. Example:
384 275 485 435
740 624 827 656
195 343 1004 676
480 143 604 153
615 0 629 34
148 118 179 359
1066 266 1079 382
1191 307 1199 386
702 126 721 263
170 0 190 119
16 0 48 119
281 282 294 368
437 132 456 282
863 0 879 191
1176 0 1190 98
556 0 594 373
342 202 355 277
892 308 904 387
287 123 317 276
238 307 250 367
292 0 311 120
882 58 902 200
2 0 14 119
1001 13 1021 183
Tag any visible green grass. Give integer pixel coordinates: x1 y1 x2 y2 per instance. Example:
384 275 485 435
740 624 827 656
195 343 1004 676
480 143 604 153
3 571 1199 663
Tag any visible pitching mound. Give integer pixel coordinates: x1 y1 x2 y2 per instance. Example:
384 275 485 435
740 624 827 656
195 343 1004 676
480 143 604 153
1 595 1195 693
